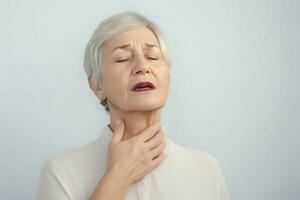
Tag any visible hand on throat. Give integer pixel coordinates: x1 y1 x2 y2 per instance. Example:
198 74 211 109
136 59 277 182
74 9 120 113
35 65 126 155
108 104 162 141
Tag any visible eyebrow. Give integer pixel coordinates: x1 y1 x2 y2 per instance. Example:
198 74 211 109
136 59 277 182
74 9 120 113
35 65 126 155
110 43 159 54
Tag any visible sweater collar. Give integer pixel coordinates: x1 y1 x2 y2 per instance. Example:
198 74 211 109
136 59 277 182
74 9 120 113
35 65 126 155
99 124 171 155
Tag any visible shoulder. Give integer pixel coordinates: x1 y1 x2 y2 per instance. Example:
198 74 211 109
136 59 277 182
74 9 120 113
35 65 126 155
37 138 105 199
170 140 219 164
37 142 100 200
170 141 223 174
191 149 231 199
44 137 103 173
191 149 221 166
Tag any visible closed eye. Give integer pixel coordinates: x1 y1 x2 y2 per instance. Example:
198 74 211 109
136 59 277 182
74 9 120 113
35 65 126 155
147 57 158 60
116 57 158 62
116 59 129 62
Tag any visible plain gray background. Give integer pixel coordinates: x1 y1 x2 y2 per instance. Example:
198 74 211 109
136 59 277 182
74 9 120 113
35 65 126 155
0 0 298 199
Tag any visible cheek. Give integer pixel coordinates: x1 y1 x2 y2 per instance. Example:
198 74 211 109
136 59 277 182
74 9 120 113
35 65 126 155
102 72 128 95
159 68 170 87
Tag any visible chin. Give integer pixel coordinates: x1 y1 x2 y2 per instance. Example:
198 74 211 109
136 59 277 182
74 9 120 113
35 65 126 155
128 102 164 112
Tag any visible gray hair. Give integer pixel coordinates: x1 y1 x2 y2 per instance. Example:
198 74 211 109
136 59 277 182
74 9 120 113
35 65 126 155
83 11 171 112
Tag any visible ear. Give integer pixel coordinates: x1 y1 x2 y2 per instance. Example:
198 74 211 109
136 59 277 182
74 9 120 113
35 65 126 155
88 75 105 100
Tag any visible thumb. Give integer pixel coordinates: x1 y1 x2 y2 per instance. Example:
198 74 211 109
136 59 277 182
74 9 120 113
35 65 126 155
111 119 124 144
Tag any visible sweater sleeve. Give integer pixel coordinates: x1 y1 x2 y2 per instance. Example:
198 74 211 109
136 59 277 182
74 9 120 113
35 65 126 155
36 159 71 200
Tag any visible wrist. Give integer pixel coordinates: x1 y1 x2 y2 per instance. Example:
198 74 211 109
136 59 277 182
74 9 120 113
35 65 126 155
106 164 132 192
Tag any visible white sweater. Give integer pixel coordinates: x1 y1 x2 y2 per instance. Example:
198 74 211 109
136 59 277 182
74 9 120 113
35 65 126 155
36 125 230 200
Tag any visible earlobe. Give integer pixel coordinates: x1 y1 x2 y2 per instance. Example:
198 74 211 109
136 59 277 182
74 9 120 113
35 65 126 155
88 75 95 91
88 75 106 99
93 86 106 100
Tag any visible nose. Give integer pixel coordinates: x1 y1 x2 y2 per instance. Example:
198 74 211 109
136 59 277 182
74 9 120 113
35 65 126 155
132 54 151 75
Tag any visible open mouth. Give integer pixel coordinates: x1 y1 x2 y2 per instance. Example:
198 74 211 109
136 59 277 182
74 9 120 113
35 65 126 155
131 81 156 92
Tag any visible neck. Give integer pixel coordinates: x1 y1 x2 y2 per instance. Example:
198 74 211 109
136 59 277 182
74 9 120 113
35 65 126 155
107 105 162 141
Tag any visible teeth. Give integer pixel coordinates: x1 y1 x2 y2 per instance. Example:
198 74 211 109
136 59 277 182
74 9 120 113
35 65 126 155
139 86 151 88
135 85 151 89
134 86 152 91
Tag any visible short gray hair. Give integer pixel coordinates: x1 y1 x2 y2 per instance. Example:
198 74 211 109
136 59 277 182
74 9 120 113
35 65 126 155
83 11 171 112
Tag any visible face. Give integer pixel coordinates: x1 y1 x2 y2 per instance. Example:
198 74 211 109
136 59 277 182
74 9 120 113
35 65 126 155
97 27 170 112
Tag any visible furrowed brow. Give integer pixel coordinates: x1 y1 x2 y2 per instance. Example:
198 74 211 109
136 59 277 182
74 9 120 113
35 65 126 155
144 43 159 49
110 44 132 54
110 43 160 54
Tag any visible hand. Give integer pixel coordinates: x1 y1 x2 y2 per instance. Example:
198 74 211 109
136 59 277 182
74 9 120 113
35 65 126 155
106 119 167 185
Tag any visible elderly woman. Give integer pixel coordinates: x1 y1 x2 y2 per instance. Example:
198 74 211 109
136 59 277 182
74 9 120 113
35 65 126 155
37 11 230 200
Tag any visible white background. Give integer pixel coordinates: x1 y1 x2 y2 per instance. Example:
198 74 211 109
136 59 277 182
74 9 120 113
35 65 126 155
0 0 298 199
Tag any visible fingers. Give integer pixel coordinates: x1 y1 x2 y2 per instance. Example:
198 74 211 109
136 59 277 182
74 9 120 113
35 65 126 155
148 139 166 159
145 129 165 150
149 151 166 169
139 121 162 142
142 138 166 166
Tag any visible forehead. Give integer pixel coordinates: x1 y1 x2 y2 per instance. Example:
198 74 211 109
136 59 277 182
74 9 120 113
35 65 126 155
102 27 160 52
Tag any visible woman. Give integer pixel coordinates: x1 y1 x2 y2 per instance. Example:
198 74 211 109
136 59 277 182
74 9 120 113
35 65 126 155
37 11 230 200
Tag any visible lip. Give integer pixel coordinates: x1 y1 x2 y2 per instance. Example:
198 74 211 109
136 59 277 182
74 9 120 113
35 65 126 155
131 81 156 91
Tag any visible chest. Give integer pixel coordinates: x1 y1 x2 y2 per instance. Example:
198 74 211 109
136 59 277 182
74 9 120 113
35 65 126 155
125 166 220 200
